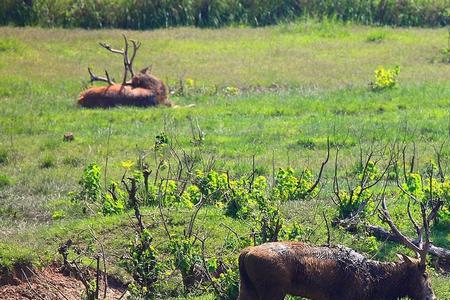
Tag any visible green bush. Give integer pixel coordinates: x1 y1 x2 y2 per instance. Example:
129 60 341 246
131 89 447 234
370 65 400 91
121 229 159 297
169 237 202 292
1 0 449 29
213 266 240 300
403 170 450 223
273 167 316 202
102 181 126 215
195 170 229 204
71 163 101 203
337 188 374 219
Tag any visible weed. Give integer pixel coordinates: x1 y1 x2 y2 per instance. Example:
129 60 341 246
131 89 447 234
101 181 126 215
212 266 240 300
0 148 8 165
169 237 202 292
370 66 400 91
0 38 26 53
223 86 240 96
51 210 66 220
273 167 317 202
39 154 56 169
366 31 387 43
62 156 83 167
0 174 12 188
71 163 101 205
440 29 450 63
122 229 159 297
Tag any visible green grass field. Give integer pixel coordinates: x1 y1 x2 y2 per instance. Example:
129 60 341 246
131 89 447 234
0 21 449 299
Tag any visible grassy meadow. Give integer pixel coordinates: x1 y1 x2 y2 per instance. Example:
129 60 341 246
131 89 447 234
0 20 449 299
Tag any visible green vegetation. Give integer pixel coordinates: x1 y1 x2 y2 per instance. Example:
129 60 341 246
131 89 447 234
370 65 400 91
0 174 12 189
1 0 450 29
0 22 449 299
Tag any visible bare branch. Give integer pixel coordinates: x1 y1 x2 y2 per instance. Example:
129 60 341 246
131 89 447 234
410 142 416 173
407 200 421 238
380 196 421 254
187 194 205 238
333 147 341 203
432 142 446 182
20 269 45 300
306 137 330 194
322 211 331 247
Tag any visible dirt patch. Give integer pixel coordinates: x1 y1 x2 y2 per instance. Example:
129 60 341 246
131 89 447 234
0 265 125 300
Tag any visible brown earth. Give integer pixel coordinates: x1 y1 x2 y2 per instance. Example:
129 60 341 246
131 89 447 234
0 265 125 300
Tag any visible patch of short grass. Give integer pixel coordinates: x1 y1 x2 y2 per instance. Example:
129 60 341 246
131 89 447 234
0 242 37 271
39 154 56 169
366 30 388 43
0 148 8 165
0 174 12 188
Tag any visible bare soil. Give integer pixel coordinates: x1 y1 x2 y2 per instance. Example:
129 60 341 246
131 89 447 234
0 264 125 300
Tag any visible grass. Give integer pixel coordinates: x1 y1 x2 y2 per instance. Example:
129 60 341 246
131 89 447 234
0 21 449 299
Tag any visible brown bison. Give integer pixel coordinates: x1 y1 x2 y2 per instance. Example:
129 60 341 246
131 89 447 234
238 196 438 300
78 35 172 108
238 242 435 300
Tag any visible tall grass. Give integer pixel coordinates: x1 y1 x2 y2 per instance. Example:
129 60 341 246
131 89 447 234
1 0 449 29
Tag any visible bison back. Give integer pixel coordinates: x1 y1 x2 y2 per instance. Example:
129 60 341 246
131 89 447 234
78 84 172 108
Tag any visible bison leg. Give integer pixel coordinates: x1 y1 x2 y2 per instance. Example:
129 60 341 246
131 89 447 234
261 292 285 300
237 287 259 300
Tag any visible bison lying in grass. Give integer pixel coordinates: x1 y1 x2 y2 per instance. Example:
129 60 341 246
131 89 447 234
78 35 173 108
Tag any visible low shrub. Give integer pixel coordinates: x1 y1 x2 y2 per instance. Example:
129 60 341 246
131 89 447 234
71 163 101 204
121 228 160 297
39 154 56 169
370 66 400 91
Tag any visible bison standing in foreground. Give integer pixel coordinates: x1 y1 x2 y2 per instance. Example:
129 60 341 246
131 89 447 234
238 196 439 300
238 242 434 300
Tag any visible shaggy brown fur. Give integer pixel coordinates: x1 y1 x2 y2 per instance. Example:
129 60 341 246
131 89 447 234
78 69 172 108
238 242 435 300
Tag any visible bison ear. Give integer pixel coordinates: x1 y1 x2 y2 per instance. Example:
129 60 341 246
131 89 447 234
139 65 152 74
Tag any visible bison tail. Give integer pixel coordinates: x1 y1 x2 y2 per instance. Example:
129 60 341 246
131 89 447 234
238 248 258 300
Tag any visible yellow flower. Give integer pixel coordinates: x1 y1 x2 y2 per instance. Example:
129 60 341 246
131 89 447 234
121 160 134 170
185 78 195 88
